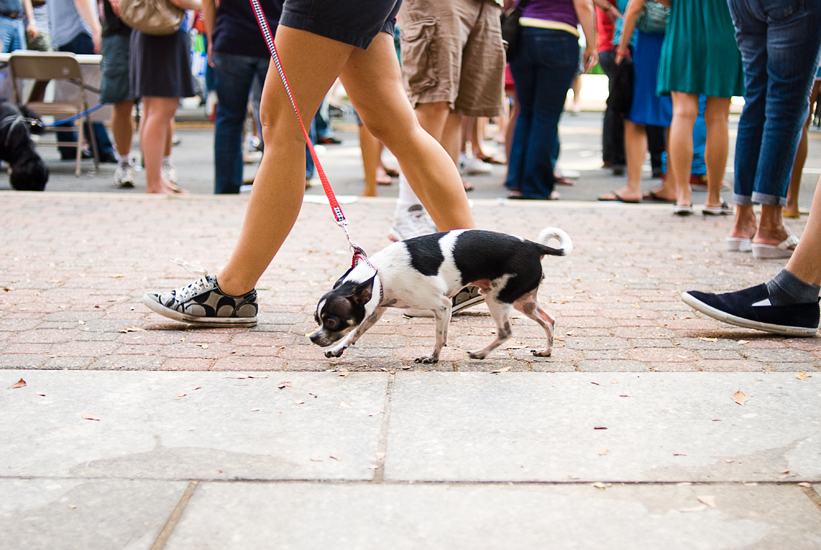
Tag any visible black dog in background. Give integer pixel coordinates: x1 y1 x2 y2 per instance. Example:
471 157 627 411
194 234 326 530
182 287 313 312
0 102 49 191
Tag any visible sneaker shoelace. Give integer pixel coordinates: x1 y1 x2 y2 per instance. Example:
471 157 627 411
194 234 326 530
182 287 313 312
171 258 212 301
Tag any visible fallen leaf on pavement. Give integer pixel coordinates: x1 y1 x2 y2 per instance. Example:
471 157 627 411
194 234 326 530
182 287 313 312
798 482 812 488
250 408 260 412
68 504 77 509
491 367 511 374
310 458 323 462
680 504 708 513
737 340 749 345
796 372 810 381
193 386 202 391
732 391 748 406
109 274 124 278
294 400 305 405
339 402 352 409
698 337 718 342
594 426 608 430
376 452 386 460
177 392 186 397
592 482 607 490
278 382 292 389
598 448 609 456
338 370 350 378
330 455 342 461
81 414 100 421
9 378 26 389
697 495 716 508
119 326 146 333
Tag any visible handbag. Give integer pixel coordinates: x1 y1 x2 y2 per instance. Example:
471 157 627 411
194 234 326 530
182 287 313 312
118 0 184 36
500 0 531 61
636 0 670 34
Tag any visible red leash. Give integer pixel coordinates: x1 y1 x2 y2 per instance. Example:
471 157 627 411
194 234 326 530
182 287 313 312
248 0 371 269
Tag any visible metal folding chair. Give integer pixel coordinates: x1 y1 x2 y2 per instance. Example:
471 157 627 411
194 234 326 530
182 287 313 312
8 52 99 176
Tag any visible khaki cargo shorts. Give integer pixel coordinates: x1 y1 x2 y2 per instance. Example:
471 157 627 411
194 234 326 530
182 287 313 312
398 0 505 117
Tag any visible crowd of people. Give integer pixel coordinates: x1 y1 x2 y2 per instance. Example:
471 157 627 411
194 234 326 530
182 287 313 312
2 0 819 336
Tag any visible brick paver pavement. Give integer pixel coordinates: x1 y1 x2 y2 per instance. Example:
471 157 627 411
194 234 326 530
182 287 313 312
1 193 818 372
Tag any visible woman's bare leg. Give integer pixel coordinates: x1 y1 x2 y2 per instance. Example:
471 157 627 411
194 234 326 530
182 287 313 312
217 28 356 296
340 33 474 231
703 96 731 209
141 96 179 195
359 123 380 197
668 92 699 207
786 175 821 285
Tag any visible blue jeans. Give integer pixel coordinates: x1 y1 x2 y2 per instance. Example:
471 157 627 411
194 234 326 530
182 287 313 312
0 16 25 53
213 53 270 194
727 0 821 206
56 32 115 158
506 28 578 198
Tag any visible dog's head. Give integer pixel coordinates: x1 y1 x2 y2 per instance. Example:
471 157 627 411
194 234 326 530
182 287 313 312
9 156 49 191
310 271 379 347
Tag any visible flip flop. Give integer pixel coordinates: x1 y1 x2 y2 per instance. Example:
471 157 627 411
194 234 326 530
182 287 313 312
673 204 694 216
642 189 675 203
476 154 506 165
463 179 474 192
598 192 640 203
702 201 733 216
382 166 400 178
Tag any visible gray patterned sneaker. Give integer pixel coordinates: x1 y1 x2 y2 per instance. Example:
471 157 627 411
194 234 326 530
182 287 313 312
114 162 135 189
143 259 258 326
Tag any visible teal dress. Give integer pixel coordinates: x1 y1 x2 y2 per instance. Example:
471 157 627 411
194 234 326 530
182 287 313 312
656 0 745 97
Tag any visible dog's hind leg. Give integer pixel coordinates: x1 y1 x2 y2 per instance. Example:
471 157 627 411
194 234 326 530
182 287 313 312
416 298 451 364
468 297 513 359
513 292 556 357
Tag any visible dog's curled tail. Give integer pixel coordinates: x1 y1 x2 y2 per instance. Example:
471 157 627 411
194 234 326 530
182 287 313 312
536 227 573 256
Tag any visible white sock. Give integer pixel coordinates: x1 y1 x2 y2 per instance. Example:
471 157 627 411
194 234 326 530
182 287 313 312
118 154 130 165
395 172 422 217
162 155 173 164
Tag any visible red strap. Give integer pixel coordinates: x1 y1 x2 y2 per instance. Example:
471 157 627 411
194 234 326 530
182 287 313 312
249 0 346 226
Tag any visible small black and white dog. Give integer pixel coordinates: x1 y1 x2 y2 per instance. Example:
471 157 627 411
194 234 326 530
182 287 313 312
310 228 572 363
0 103 49 191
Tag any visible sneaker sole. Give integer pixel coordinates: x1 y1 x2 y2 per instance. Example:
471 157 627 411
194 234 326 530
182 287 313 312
143 293 258 327
402 295 486 318
681 292 818 337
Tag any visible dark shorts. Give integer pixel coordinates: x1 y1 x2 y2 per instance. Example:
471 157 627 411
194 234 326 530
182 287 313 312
100 33 134 104
279 0 401 50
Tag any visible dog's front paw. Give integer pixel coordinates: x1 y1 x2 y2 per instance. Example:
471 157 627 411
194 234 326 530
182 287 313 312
325 347 347 358
414 355 439 364
531 349 551 357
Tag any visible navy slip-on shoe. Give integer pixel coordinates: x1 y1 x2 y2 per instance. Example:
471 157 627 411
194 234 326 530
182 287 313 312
682 285 819 337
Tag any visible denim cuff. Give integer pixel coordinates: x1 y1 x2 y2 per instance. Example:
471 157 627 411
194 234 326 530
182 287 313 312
733 194 753 206
751 192 787 206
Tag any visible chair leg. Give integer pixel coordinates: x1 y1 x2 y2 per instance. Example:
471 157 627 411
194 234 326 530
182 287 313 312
86 116 99 170
75 120 83 177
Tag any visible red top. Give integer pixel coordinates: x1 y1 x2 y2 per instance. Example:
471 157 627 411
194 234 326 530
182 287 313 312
596 0 617 52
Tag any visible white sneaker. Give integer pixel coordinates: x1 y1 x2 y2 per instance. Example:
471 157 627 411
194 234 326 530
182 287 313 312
388 204 438 242
114 162 135 189
161 159 178 185
459 154 491 176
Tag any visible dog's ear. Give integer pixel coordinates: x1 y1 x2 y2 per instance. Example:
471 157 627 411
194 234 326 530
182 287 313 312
349 274 376 306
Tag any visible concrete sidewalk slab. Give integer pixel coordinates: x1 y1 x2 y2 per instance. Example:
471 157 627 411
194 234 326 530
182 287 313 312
386 373 821 483
2 371 389 481
166 483 820 550
0 478 188 550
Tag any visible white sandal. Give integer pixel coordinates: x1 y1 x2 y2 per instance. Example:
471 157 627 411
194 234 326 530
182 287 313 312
751 233 799 259
726 237 752 252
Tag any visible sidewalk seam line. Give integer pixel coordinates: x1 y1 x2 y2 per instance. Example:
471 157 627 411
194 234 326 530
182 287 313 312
372 372 396 484
150 480 199 550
